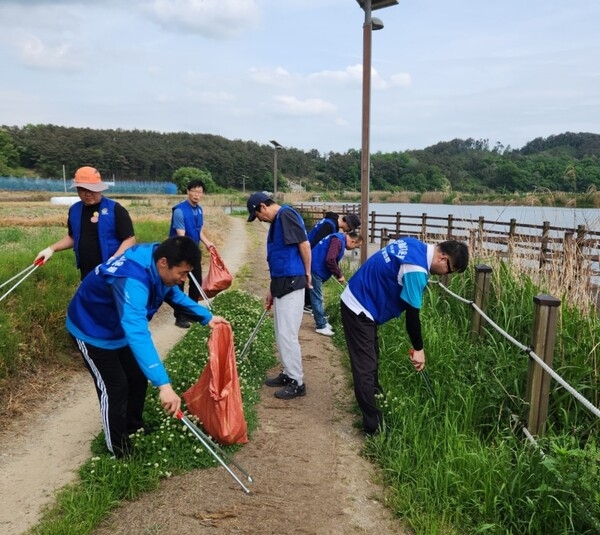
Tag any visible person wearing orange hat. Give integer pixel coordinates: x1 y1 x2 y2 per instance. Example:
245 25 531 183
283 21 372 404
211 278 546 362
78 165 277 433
35 166 136 280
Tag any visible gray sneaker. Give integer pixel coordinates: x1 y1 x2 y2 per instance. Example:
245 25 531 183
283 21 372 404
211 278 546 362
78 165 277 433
274 380 306 399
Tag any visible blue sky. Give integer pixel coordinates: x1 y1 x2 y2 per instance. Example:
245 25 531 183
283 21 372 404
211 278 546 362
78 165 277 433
0 0 599 154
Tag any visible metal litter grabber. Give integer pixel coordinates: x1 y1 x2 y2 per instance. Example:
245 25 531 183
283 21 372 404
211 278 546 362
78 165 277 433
189 272 212 310
0 259 43 303
175 409 252 494
238 307 269 361
409 349 436 400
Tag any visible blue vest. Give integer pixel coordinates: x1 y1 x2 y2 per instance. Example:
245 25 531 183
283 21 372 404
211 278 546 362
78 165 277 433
348 237 429 324
69 197 121 268
267 206 306 278
169 200 202 243
311 232 346 281
66 244 163 343
308 217 336 248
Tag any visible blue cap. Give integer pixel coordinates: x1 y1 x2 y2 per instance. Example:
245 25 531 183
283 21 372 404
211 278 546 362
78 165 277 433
246 191 272 222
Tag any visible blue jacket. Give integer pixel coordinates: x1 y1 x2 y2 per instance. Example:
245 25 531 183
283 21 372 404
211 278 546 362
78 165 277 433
169 200 202 244
69 197 122 268
66 243 213 387
311 232 346 281
347 237 429 325
267 205 307 278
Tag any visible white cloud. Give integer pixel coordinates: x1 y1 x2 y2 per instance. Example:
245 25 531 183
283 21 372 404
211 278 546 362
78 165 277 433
141 0 261 38
309 64 363 84
17 33 82 71
274 96 336 115
390 72 412 88
248 67 292 86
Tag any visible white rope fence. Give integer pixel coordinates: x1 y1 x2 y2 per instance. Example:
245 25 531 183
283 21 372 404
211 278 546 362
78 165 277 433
432 279 600 420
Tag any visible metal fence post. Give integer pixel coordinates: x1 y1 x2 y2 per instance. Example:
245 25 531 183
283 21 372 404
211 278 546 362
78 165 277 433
471 264 493 340
526 293 561 437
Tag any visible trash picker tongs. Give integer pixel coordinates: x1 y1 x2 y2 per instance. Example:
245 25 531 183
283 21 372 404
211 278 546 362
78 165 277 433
175 409 253 493
0 259 43 303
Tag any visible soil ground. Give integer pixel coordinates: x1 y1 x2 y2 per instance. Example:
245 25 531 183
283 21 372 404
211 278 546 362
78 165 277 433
0 213 410 535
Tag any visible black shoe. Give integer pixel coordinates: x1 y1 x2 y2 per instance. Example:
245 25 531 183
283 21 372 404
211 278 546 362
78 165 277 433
265 372 291 387
175 317 191 329
274 380 306 399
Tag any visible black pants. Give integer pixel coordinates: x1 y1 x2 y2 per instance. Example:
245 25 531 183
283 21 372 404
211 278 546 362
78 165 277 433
340 300 382 434
174 253 202 320
72 336 148 457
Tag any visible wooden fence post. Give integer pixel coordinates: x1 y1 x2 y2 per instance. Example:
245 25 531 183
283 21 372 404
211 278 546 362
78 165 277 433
539 221 550 268
526 293 561 437
421 213 427 240
508 218 517 258
477 216 485 255
447 214 454 240
369 210 376 244
471 264 493 341
380 227 389 249
576 224 587 273
395 212 401 236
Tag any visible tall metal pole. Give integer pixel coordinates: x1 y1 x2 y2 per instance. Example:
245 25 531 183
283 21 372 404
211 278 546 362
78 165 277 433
360 1 373 264
273 148 278 199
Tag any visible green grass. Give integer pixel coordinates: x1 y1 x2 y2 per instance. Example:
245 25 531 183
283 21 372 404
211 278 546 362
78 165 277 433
27 289 276 535
326 263 600 534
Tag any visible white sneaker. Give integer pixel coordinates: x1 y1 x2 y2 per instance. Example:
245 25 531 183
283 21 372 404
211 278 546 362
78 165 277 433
316 326 335 337
325 322 332 330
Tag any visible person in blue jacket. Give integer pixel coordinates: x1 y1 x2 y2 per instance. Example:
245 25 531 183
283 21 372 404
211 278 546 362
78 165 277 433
310 230 363 337
340 237 469 436
169 179 215 328
35 166 136 280
66 235 229 458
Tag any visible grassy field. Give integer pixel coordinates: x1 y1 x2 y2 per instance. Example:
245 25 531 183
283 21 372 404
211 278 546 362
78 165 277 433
0 193 231 418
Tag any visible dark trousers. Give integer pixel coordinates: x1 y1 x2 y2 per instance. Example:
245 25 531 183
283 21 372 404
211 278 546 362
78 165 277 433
72 336 148 457
340 300 382 434
174 254 202 319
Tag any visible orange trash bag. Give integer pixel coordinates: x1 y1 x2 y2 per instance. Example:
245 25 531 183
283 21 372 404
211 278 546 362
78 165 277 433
182 322 248 445
202 246 233 298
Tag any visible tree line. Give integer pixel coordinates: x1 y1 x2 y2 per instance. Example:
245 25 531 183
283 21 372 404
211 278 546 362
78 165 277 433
1 124 600 194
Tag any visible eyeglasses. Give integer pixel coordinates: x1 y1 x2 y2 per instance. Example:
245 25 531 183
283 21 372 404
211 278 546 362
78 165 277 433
445 257 454 274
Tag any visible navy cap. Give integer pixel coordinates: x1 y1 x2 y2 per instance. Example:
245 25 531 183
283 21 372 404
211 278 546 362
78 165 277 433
246 191 272 222
343 213 361 231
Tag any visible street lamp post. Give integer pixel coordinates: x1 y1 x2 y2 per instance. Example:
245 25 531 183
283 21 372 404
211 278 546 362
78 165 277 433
357 0 398 264
270 140 283 199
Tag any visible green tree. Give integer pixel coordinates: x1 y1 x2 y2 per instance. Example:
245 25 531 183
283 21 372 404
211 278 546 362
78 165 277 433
0 128 19 175
172 167 216 193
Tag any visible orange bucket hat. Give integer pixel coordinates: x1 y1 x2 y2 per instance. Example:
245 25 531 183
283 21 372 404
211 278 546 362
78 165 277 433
70 166 108 192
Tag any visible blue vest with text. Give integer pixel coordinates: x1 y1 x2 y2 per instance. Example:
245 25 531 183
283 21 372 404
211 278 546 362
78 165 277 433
267 206 306 278
348 237 429 324
169 200 202 244
69 197 121 268
311 232 346 281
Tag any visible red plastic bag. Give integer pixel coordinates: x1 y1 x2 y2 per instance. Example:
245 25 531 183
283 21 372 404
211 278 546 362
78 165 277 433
202 246 233 298
182 323 248 445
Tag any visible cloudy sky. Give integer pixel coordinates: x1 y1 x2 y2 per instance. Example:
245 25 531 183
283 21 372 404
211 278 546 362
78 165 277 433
0 0 599 154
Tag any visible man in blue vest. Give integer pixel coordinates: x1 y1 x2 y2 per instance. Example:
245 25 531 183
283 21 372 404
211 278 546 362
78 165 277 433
340 237 469 436
304 212 361 314
246 191 311 400
310 230 363 337
169 179 214 328
35 166 136 280
66 236 229 458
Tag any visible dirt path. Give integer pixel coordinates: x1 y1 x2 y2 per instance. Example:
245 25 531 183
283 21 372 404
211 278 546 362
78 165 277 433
0 213 409 535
